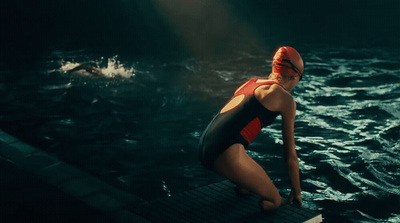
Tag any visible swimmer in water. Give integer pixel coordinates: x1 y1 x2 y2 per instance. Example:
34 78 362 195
199 46 303 211
67 64 104 77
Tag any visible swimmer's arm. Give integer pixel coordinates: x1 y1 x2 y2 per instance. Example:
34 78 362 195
69 64 102 76
258 86 301 202
281 98 302 203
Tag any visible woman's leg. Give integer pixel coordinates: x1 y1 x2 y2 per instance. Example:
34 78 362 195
213 144 281 210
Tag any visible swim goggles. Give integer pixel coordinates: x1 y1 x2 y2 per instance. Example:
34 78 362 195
273 59 303 81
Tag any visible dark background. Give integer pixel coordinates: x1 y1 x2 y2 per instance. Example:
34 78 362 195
0 1 399 222
1 0 399 62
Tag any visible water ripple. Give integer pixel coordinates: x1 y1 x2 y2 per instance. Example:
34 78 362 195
2 46 399 221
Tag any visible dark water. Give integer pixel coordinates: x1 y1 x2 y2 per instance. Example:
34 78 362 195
1 1 400 222
1 46 399 222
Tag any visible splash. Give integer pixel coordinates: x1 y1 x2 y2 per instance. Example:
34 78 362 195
60 55 135 78
60 61 81 72
101 55 135 78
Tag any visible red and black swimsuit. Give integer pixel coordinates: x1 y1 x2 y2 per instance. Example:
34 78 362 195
198 78 281 169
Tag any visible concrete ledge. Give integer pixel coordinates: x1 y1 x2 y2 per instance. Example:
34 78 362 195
9 141 36 155
59 177 101 198
0 129 149 223
0 130 19 144
38 162 86 184
85 193 125 212
0 129 323 222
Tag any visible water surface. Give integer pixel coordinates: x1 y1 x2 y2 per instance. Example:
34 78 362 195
0 46 399 222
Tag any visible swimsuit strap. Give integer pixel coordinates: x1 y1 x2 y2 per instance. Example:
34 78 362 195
234 78 281 96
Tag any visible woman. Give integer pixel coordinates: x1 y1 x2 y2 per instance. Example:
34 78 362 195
198 46 303 211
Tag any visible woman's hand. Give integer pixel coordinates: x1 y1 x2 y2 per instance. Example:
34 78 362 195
282 190 302 206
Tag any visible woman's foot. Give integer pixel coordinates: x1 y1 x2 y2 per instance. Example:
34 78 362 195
259 199 281 211
234 186 250 197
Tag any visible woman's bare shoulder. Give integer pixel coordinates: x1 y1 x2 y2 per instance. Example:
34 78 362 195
256 84 295 112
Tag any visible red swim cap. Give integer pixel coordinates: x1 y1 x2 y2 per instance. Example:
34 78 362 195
272 46 304 77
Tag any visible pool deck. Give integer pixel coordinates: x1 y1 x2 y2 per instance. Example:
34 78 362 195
0 129 322 222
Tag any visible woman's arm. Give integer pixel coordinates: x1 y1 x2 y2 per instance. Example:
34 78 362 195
280 96 302 205
256 85 302 205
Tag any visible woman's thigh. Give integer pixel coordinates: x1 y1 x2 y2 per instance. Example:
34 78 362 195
213 144 281 203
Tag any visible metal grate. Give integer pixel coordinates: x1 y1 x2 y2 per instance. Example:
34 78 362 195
132 181 322 223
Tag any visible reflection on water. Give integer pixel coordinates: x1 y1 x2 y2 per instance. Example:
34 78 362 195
0 47 399 222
